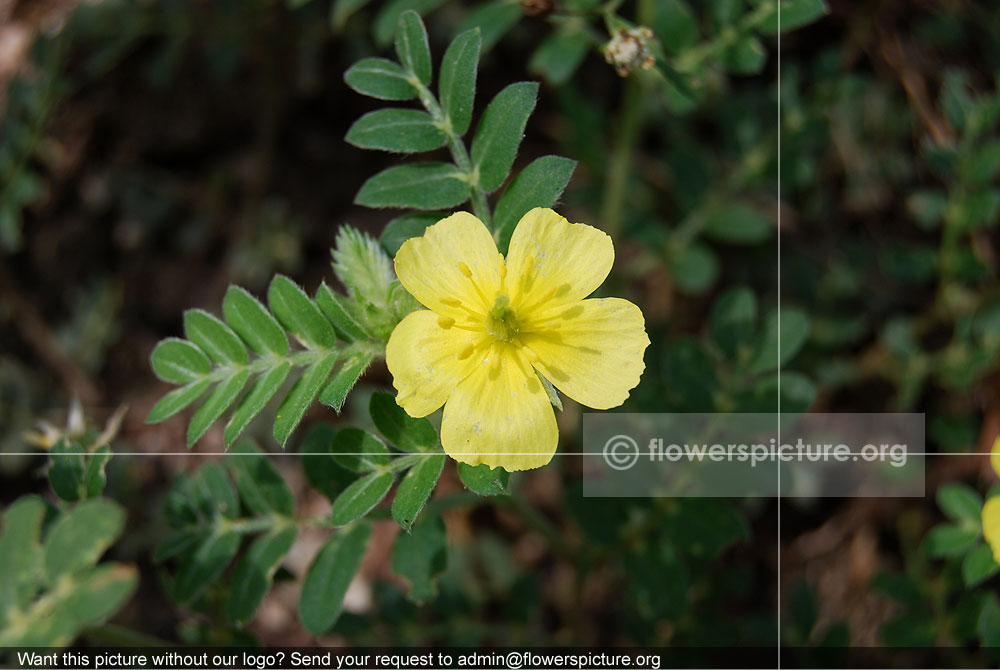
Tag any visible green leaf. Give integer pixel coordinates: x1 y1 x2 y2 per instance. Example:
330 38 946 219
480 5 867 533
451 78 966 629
193 461 240 519
439 28 480 135
529 28 590 86
61 563 138 635
652 0 698 56
300 424 358 503
471 82 539 193
395 10 432 85
0 561 137 646
954 189 1000 232
85 446 113 498
153 529 201 563
187 369 251 446
392 454 445 530
663 498 749 558
228 526 298 626
298 523 371 635
151 338 211 384
538 372 562 411
184 309 247 365
748 308 811 373
722 36 767 75
355 163 470 209
966 144 1000 184
979 593 1000 647
0 497 46 618
370 391 438 452
331 0 371 30
493 156 576 253
331 226 395 307
938 483 983 524
663 337 719 411
344 58 417 101
458 462 510 496
381 212 441 256
925 523 980 558
871 571 923 605
147 380 211 423
273 353 339 447
223 286 289 357
316 283 371 342
732 370 815 414
703 203 772 244
331 428 390 472
388 280 422 322
174 529 241 605
44 499 126 582
268 275 336 350
319 352 374 412
331 472 394 525
759 0 828 35
391 512 447 602
906 189 948 230
48 440 85 502
228 441 295 517
224 362 292 447
669 242 719 294
453 0 521 51
963 543 999 587
373 0 446 47
346 109 446 153
881 611 937 647
710 286 757 359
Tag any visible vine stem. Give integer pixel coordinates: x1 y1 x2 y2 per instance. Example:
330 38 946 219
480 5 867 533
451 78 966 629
601 74 643 240
673 1 776 74
201 338 383 384
411 78 493 228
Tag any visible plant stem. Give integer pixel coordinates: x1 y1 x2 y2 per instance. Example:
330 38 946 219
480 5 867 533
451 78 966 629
412 79 493 227
673 1 775 74
203 338 383 384
601 74 643 239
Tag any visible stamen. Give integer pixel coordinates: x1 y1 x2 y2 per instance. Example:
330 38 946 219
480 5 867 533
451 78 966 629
520 255 536 297
520 345 540 363
437 316 455 329
457 261 472 278
440 297 461 307
457 342 475 360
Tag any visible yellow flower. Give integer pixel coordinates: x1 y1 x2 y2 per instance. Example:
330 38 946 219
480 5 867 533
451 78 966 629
984 498 1000 564
991 434 1000 479
385 208 649 472
983 436 1000 561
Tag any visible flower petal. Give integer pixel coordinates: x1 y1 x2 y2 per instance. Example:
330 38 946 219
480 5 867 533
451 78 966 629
520 297 649 410
991 435 1000 479
441 344 557 472
386 310 488 418
984 497 1000 563
394 211 501 323
505 208 614 312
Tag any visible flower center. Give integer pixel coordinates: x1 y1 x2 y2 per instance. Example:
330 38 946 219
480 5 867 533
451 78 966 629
485 294 520 342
